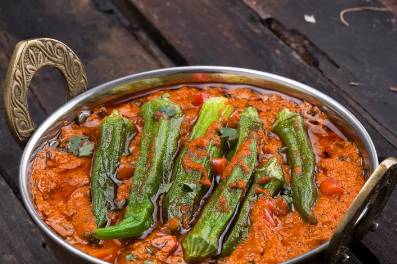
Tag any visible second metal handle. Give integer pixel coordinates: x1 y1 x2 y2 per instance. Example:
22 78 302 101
326 157 397 263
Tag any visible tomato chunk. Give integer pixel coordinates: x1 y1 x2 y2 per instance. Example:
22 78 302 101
211 157 227 175
263 207 278 228
118 157 135 180
320 178 344 197
192 73 209 82
192 93 209 106
273 197 289 216
90 246 117 260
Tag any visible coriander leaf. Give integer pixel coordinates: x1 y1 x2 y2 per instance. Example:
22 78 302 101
125 253 137 261
278 146 288 154
282 184 292 195
158 183 172 194
67 136 87 155
79 141 95 157
145 246 154 256
159 105 177 118
282 194 293 211
143 261 155 264
219 127 238 152
187 191 196 200
160 93 170 99
281 185 293 210
75 111 90 125
182 183 197 192
219 127 238 141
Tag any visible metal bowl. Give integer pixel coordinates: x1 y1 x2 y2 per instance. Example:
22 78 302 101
4 38 397 264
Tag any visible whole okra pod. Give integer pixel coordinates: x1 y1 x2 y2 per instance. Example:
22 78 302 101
94 97 183 239
272 108 317 224
221 157 285 257
91 110 136 227
182 107 261 262
163 97 233 228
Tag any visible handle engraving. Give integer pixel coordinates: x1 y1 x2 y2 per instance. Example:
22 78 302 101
4 38 87 143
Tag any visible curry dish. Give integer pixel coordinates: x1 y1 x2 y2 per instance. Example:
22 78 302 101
31 85 364 263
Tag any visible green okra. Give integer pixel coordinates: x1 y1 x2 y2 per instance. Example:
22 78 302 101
221 157 285 257
227 107 262 159
272 108 317 224
163 97 233 227
91 111 136 227
94 97 183 239
182 107 261 262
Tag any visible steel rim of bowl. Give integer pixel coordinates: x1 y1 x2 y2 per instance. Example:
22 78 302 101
20 66 378 264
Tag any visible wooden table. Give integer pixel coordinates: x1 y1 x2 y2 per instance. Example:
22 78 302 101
0 0 396 263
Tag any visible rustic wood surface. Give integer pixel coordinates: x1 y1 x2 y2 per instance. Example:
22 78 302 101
0 0 396 263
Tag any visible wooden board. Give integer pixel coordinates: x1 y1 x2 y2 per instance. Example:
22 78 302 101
124 0 397 262
0 0 164 192
239 1 397 263
127 0 397 159
0 26 48 194
0 0 397 262
0 173 57 263
0 0 165 262
241 0 397 156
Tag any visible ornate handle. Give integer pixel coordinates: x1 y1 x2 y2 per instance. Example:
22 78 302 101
326 157 397 263
4 38 87 144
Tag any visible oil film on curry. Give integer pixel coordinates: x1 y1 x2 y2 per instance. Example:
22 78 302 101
31 84 364 264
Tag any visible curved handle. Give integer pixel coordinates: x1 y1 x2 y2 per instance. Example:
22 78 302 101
326 157 397 263
4 38 87 144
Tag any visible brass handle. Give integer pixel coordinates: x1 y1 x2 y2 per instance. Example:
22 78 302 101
326 157 397 263
4 38 87 144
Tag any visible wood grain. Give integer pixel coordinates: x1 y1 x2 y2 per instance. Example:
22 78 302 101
128 0 397 160
0 173 57 263
0 0 163 191
0 0 163 262
126 0 397 262
0 0 396 262
241 0 397 155
0 31 47 194
240 0 397 263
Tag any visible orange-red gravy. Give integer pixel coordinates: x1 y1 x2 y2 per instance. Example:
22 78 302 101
31 86 364 263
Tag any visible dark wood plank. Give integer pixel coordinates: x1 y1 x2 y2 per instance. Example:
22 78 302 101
0 0 165 262
1 0 167 111
0 0 165 193
0 173 57 263
234 0 397 263
240 1 397 262
360 201 397 264
127 0 397 160
0 29 48 194
122 0 397 262
241 0 397 156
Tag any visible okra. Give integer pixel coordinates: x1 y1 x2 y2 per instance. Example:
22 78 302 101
227 107 262 159
94 97 183 239
163 97 233 228
272 108 317 224
91 111 136 227
221 157 284 257
182 107 261 262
